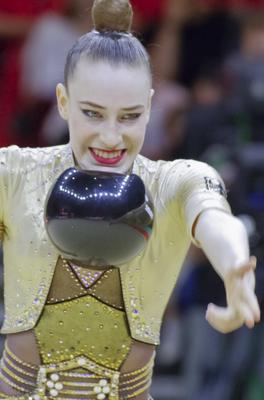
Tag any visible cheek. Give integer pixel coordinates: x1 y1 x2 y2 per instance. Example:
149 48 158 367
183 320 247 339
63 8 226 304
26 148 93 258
130 126 146 149
137 118 148 138
69 115 89 142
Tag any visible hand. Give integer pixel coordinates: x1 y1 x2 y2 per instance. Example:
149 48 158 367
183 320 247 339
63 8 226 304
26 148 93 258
205 256 261 333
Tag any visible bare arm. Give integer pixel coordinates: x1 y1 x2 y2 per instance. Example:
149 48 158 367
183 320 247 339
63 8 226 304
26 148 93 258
194 208 260 333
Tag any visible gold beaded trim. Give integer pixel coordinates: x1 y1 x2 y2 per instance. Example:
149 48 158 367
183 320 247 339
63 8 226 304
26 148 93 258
4 351 37 379
34 355 120 399
121 367 151 386
69 261 105 288
61 381 98 387
122 358 153 377
0 361 35 387
87 268 124 310
0 395 154 400
0 370 29 393
59 370 99 378
126 381 152 399
60 388 98 395
2 345 155 400
120 374 150 392
5 343 38 371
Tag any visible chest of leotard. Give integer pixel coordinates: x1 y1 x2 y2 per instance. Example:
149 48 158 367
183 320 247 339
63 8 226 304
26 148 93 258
34 258 132 370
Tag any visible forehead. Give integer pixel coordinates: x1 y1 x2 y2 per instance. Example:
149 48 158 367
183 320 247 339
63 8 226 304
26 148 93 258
68 58 151 107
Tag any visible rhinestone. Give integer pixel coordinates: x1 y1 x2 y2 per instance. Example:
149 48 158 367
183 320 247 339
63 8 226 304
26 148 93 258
50 373 59 382
46 380 54 388
97 394 106 400
103 386 110 394
39 367 46 374
99 379 107 387
33 396 41 400
50 389 58 397
78 357 86 366
94 386 101 394
55 382 63 390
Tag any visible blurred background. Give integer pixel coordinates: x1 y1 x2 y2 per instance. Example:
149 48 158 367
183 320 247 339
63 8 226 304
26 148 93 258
0 0 263 399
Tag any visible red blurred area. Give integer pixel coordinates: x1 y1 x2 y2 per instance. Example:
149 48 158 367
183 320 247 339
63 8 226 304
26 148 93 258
131 0 163 21
0 0 66 147
0 0 65 14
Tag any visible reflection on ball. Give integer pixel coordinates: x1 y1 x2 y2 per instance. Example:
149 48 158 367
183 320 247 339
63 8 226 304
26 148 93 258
44 168 154 267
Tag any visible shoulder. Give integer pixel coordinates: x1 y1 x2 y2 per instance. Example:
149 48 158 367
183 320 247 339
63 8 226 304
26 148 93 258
164 159 224 187
137 156 216 179
168 159 218 174
135 154 183 176
0 144 69 169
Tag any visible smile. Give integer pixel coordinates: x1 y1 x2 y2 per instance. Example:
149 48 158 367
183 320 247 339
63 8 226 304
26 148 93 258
90 148 126 165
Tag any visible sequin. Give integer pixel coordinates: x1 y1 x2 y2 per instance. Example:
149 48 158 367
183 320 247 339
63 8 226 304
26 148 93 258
34 295 132 369
1 144 231 348
70 263 104 288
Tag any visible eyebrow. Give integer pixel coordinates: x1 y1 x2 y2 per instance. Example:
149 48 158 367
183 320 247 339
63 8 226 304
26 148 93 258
79 101 145 111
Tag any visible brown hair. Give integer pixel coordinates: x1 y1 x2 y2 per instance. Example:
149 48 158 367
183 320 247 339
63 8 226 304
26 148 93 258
64 0 151 88
92 0 133 32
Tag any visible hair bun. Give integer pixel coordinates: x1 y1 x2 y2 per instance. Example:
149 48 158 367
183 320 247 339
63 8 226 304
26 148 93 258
92 0 133 33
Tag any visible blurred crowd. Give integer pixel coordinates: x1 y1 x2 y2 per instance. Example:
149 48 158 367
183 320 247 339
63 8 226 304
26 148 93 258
0 1 264 399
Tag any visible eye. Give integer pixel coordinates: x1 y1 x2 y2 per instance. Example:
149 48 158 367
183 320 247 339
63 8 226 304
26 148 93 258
82 109 102 119
120 113 142 122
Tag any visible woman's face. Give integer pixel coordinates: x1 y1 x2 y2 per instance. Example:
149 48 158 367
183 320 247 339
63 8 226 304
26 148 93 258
57 59 153 173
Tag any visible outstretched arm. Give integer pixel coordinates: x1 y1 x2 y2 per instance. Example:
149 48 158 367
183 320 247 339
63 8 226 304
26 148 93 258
194 208 260 333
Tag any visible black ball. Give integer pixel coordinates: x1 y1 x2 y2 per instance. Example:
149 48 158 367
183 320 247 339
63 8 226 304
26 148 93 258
44 168 154 267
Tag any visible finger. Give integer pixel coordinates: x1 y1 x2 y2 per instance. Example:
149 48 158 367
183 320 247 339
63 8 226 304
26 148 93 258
205 303 243 333
242 284 261 322
236 302 255 329
250 255 257 269
243 269 255 289
235 257 256 277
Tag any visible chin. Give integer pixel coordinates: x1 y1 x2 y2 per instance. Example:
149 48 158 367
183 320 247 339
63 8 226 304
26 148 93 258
79 163 124 174
94 165 127 174
78 155 132 174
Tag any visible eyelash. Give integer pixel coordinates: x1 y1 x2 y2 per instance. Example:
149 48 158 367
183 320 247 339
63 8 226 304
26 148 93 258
121 113 142 121
81 110 142 121
82 110 101 119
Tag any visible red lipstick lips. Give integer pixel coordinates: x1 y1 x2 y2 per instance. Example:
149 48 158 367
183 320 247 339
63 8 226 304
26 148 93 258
90 148 126 165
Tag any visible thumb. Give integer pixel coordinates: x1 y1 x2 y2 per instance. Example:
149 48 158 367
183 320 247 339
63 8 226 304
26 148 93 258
206 303 243 333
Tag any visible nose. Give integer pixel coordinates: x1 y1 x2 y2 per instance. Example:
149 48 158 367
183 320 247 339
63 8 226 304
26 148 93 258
99 121 123 149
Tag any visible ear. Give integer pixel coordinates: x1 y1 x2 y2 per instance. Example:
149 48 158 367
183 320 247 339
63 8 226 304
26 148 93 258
56 83 69 121
149 88 155 104
146 88 155 123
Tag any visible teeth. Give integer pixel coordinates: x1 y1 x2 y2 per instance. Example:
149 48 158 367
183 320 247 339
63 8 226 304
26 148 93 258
93 149 122 159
